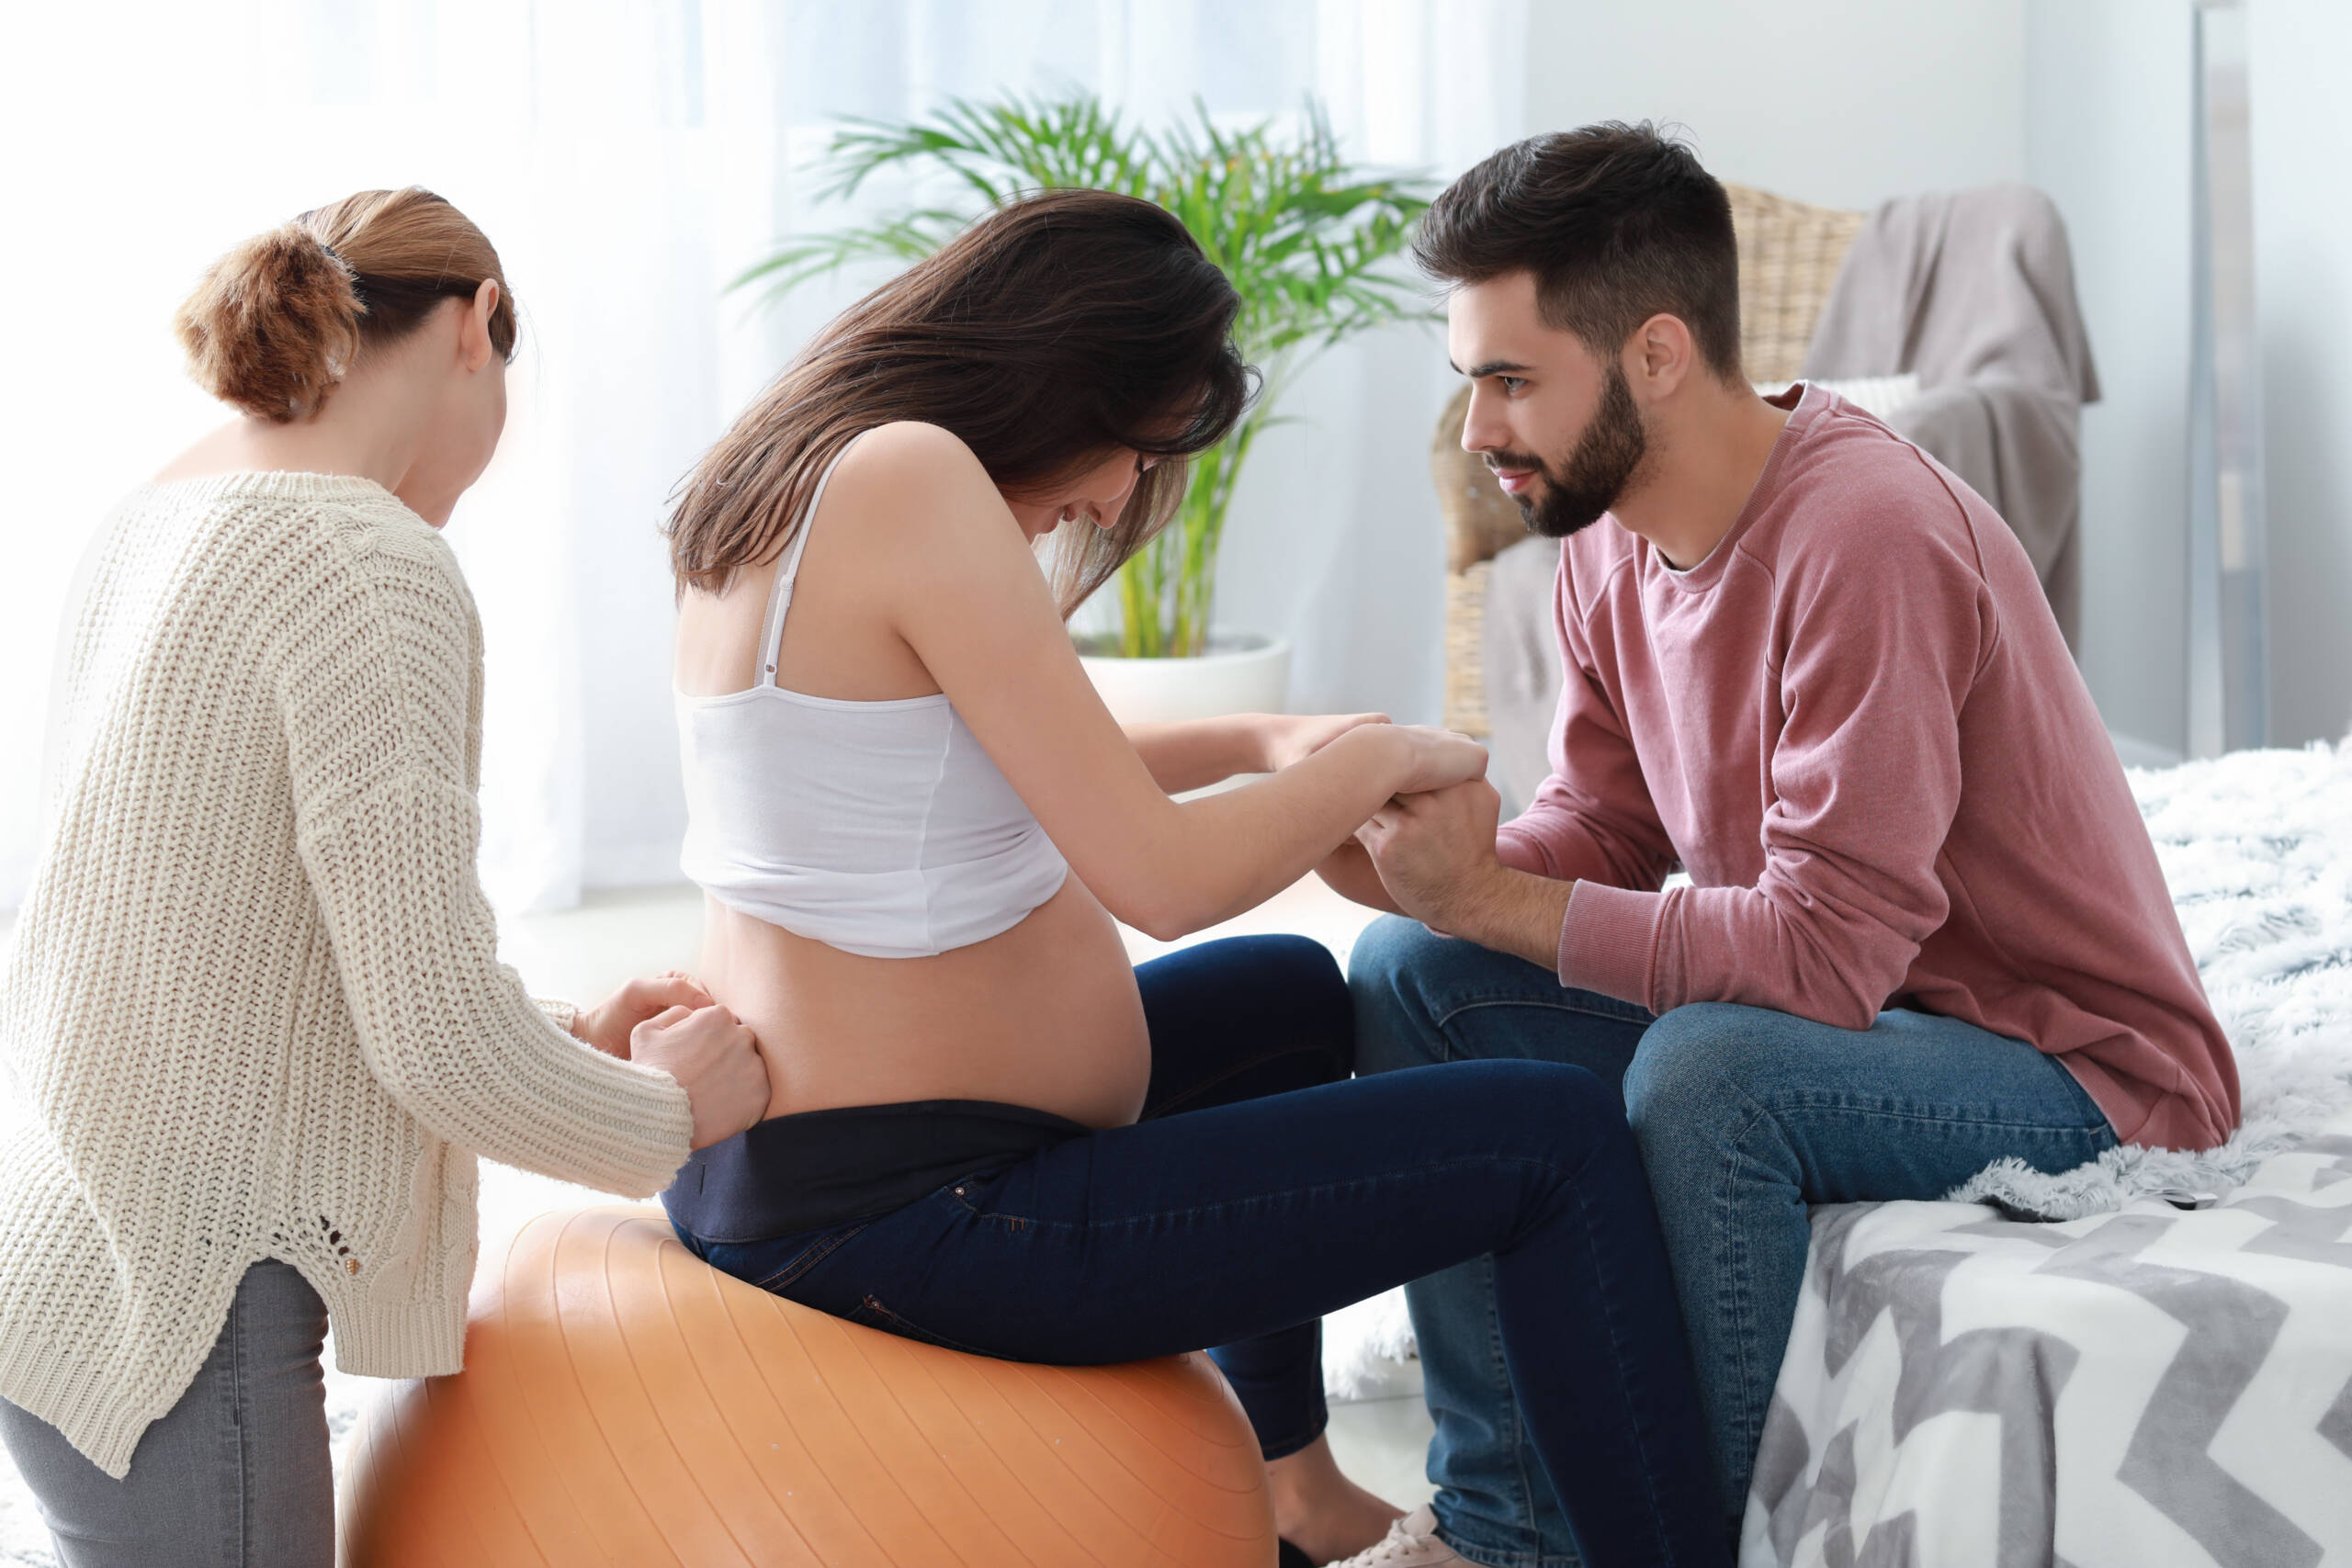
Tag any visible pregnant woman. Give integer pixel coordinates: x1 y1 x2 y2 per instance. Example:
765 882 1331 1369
664 188 1727 1568
0 188 769 1567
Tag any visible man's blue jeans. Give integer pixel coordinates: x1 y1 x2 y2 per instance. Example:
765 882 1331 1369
1350 916 2119 1568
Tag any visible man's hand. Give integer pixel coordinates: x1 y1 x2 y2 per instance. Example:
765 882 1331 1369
1355 778 1508 932
1313 838 1405 915
572 972 715 1061
1357 779 1574 969
1256 711 1392 773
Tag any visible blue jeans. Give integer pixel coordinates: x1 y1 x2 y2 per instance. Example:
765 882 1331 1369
1350 917 2119 1568
676 935 1729 1568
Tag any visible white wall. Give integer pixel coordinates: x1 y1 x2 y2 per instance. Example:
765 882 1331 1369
1510 2 2210 759
1521 0 2352 760
2024 0 2352 755
2250 0 2352 746
1521 0 2028 212
2026 0 2198 759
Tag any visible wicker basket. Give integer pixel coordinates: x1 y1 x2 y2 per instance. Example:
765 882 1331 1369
1727 184 1870 383
1436 183 1866 735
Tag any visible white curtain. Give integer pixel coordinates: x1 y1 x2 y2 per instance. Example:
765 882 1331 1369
0 0 1525 916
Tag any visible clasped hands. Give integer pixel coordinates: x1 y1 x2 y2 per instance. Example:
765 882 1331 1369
1270 711 1566 968
1301 768 1513 953
1340 777 1568 968
1351 773 1509 935
1256 712 1516 940
571 973 769 1149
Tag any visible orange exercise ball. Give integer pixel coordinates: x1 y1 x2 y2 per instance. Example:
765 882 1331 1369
337 1206 1275 1568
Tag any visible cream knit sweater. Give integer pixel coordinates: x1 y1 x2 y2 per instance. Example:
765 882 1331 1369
0 473 693 1477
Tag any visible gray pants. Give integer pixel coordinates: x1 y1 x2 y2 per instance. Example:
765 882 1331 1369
0 1261 333 1568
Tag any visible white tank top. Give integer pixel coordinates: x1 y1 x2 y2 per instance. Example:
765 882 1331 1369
674 438 1070 958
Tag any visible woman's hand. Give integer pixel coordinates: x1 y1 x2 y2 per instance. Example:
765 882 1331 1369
629 1004 771 1149
1256 711 1391 773
1360 724 1491 797
572 972 715 1060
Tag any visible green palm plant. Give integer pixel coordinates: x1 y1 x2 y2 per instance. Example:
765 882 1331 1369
738 94 1435 659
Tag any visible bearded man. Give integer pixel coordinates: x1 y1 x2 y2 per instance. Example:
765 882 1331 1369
1319 123 2234 1568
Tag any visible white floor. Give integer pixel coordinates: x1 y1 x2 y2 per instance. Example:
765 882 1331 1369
0 880 1436 1560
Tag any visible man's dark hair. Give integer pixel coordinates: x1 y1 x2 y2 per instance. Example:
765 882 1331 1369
1416 122 1743 379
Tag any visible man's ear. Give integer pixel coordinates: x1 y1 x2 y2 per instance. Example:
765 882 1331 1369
1623 312 1695 402
460 279 501 372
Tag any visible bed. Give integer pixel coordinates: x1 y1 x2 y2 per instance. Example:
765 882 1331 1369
1744 742 2352 1566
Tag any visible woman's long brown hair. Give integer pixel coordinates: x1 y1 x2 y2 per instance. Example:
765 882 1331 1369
669 188 1254 614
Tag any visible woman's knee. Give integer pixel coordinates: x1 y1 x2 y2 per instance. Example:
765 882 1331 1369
1247 934 1351 1076
1345 916 1457 1076
1144 933 1351 1080
1183 932 1340 997
1418 1057 1631 1164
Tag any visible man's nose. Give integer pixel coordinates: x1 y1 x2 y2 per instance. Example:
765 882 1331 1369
1459 389 1506 455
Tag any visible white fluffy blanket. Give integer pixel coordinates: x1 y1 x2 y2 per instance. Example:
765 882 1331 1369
1953 743 2352 1218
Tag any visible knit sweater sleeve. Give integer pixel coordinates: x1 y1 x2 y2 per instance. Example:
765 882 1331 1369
277 511 692 1196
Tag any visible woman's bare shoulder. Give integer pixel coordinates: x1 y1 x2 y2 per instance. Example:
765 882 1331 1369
837 421 989 486
826 421 1015 553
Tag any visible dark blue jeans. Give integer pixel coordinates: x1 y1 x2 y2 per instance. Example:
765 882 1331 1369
676 935 1729 1568
1351 917 2120 1568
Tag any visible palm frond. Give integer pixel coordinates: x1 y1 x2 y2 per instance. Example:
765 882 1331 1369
737 91 1438 657
729 209 970 303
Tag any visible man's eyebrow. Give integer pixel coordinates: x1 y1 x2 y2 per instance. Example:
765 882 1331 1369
1451 359 1535 378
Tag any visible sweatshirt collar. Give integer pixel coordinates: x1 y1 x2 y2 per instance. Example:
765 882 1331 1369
1641 379 1819 594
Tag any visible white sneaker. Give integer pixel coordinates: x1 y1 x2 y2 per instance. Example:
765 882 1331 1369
1321 1506 1500 1568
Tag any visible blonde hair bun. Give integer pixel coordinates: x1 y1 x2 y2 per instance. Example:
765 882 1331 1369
174 225 363 423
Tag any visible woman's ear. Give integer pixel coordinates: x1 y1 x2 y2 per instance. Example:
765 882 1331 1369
461 279 502 372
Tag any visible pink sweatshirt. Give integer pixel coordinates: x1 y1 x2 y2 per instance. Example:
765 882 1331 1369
1495 384 2237 1151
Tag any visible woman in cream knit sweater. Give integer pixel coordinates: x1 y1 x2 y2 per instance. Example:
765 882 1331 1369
0 188 770 1566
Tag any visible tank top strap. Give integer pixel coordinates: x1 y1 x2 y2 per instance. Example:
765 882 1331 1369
756 434 866 689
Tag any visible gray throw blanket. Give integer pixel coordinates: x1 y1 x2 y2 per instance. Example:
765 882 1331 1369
1804 183 2102 648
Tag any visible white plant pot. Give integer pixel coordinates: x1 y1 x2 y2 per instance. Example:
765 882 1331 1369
1079 631 1292 727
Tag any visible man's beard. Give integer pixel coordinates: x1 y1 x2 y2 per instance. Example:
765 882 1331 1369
1489 365 1649 539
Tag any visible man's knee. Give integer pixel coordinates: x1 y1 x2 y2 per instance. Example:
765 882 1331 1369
1623 1002 1770 1142
1345 915 1454 1076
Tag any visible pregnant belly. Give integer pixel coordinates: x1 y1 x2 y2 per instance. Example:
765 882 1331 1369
700 876 1153 1131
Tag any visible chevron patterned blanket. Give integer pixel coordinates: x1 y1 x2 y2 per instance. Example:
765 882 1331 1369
1744 1119 2352 1565
1747 744 2352 1567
